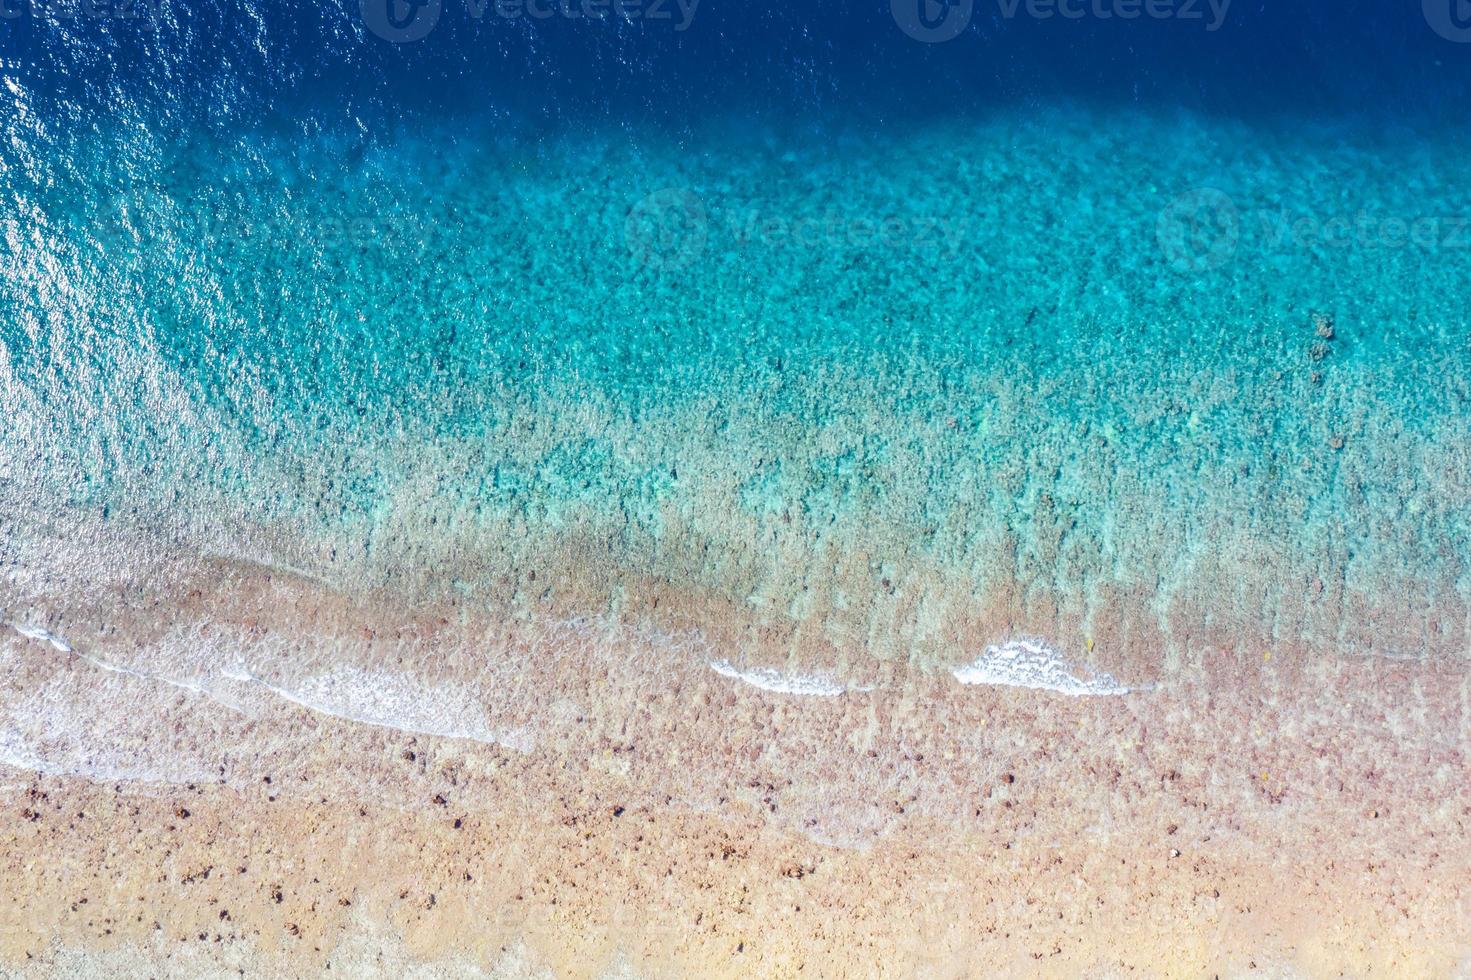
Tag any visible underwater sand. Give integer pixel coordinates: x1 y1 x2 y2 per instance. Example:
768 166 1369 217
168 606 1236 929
3 104 1471 975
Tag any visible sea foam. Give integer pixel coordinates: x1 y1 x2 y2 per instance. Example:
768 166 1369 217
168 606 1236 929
8 622 73 653
952 638 1137 696
222 664 536 753
709 659 867 696
6 619 240 710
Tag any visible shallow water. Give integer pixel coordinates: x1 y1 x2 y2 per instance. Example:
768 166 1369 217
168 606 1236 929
5 108 1470 813
2 0 1471 908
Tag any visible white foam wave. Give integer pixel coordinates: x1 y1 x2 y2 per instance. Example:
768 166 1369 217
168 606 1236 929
0 641 226 785
709 659 868 697
6 619 246 713
223 665 536 753
9 622 73 653
952 638 1138 696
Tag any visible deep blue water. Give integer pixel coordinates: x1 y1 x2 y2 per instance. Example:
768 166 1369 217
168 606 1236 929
6 0 1471 132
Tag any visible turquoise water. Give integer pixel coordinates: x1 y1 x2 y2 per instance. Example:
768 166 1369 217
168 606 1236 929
6 9 1471 968
5 104 1470 680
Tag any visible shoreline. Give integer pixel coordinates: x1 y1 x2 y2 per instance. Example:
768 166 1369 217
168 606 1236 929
3 560 1470 976
5 107 1471 975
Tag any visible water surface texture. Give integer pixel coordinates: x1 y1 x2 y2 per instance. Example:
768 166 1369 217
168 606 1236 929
3 2 1471 976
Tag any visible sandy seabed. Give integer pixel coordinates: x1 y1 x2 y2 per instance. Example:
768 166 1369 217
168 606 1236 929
2 558 1469 979
5 105 1471 977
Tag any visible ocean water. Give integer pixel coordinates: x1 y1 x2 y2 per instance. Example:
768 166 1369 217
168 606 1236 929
3 2 1471 809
